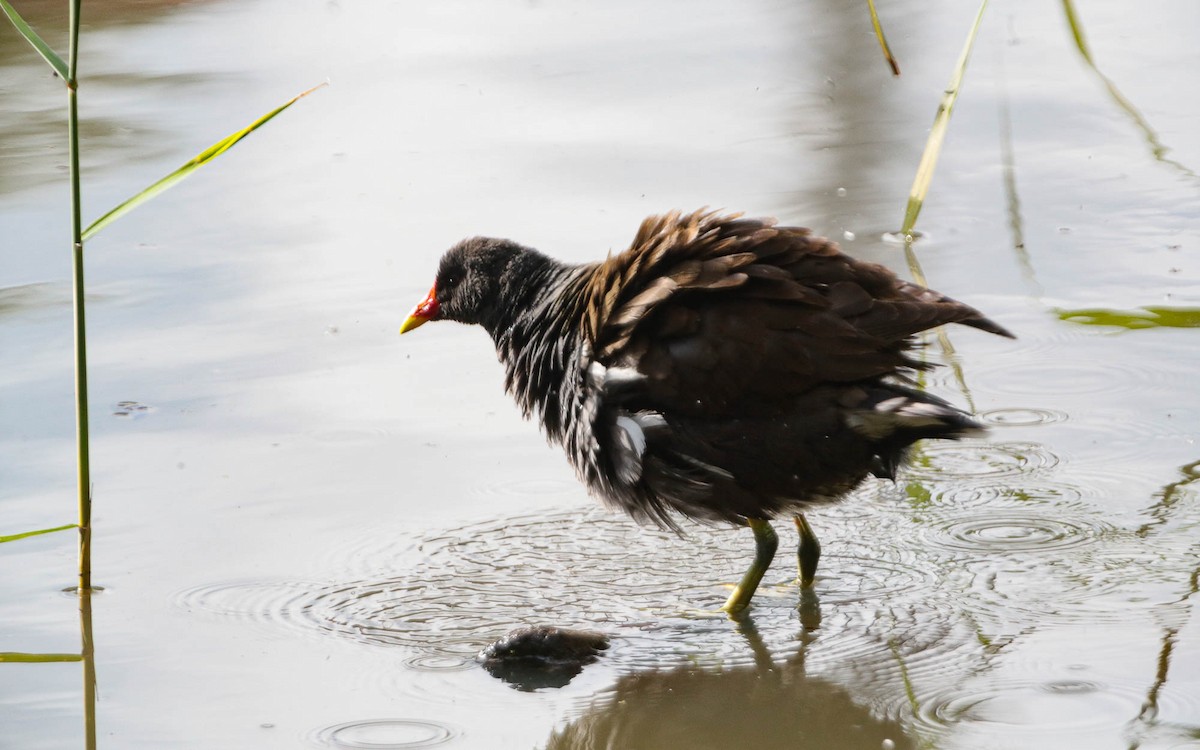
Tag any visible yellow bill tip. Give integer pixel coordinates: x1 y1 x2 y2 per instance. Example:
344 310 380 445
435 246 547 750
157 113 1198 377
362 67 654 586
400 283 438 335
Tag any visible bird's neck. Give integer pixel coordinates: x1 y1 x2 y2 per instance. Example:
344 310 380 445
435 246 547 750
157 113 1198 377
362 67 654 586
487 254 594 444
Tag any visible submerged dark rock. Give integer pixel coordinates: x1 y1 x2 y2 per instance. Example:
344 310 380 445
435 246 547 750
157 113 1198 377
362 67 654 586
478 625 610 691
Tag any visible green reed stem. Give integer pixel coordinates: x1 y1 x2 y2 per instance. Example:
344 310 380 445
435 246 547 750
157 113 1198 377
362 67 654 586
67 0 92 593
67 6 98 743
2 0 318 595
81 588 97 750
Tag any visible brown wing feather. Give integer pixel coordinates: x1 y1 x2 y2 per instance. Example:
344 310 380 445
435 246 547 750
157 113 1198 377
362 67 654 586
583 210 1008 418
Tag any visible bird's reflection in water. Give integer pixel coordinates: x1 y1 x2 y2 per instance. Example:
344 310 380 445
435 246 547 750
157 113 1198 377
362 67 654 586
543 603 913 750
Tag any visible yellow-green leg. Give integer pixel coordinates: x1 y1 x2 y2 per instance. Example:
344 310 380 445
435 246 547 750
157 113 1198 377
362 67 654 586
721 518 778 615
794 513 821 588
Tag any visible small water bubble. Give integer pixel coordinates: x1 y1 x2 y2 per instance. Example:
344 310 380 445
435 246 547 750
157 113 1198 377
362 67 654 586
979 407 1068 427
836 187 847 197
842 230 856 241
1042 679 1100 695
881 230 925 245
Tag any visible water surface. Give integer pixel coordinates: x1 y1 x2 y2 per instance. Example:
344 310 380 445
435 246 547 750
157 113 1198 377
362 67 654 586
2 1 1198 748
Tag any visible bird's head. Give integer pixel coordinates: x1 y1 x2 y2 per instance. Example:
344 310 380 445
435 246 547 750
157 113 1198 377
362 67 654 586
400 237 525 334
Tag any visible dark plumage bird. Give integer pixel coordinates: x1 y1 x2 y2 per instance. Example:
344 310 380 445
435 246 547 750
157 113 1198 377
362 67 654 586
400 210 1012 614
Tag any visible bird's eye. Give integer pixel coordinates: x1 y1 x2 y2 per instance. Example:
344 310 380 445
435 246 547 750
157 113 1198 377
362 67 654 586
444 275 459 289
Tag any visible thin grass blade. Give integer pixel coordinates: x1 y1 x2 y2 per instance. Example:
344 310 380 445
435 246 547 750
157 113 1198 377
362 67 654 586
0 652 84 663
0 0 69 79
866 0 900 76
903 220 975 410
82 82 327 241
1061 0 1196 180
1061 0 1093 65
1137 460 1200 539
996 44 1043 299
899 0 988 237
0 523 77 544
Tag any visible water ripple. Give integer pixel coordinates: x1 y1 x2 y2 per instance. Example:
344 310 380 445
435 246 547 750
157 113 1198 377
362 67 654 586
922 480 1090 513
468 476 578 499
912 680 1136 735
311 719 457 749
173 578 323 638
918 511 1111 554
903 662 1200 747
172 502 967 675
801 545 938 605
970 355 1189 400
953 544 1185 629
906 441 1061 479
978 407 1069 427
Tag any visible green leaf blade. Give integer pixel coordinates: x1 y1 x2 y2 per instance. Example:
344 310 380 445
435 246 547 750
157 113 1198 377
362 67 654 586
866 0 901 76
1061 0 1197 180
0 652 83 663
1061 0 1094 66
1056 306 1200 331
0 523 77 544
82 82 327 241
0 0 69 80
899 0 989 237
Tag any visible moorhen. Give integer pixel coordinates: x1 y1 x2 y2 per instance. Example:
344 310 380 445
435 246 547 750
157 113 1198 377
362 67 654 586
400 210 1012 614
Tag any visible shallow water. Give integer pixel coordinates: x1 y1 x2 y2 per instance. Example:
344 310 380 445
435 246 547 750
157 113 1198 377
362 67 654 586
2 0 1199 748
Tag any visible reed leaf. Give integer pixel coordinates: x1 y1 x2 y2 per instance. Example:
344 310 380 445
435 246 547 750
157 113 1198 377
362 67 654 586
0 0 68 80
82 82 326 241
996 45 1043 299
899 0 988 237
0 523 77 545
1057 306 1200 331
0 652 84 663
1060 0 1196 180
866 0 900 76
902 197 976 412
